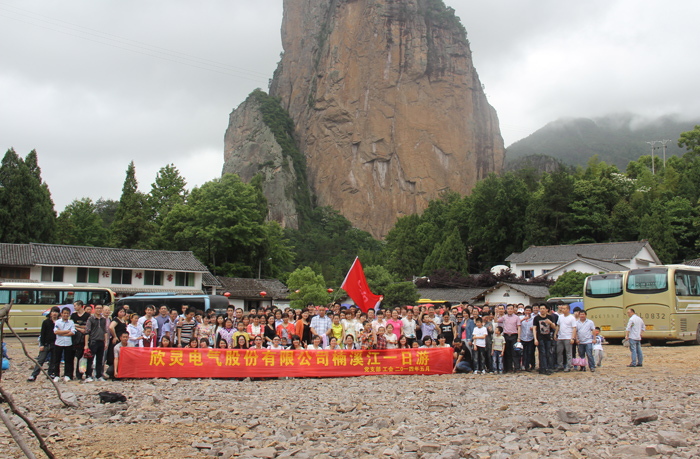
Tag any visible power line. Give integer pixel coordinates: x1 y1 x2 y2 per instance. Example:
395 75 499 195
0 4 272 84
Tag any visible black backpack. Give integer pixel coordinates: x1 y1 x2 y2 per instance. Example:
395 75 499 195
98 391 127 404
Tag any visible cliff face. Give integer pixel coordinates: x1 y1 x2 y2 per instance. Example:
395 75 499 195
223 92 303 229
268 0 505 238
225 0 505 238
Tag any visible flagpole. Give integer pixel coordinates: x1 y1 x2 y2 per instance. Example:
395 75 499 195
336 256 359 307
340 256 359 289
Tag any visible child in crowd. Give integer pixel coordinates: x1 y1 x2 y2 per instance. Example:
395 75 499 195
593 327 604 367
492 326 505 374
139 325 156 348
385 324 398 349
472 317 488 374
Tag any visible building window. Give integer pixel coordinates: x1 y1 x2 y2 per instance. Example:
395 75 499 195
0 267 30 279
41 266 64 282
521 270 534 279
77 267 99 283
112 269 132 285
144 270 164 286
175 272 195 287
542 269 551 275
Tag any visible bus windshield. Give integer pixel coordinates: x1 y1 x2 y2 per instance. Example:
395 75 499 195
585 274 623 298
626 268 668 294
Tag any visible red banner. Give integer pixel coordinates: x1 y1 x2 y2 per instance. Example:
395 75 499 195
117 347 452 379
340 257 383 313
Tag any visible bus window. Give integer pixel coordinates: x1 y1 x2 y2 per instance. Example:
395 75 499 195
13 290 35 304
38 290 59 304
676 271 700 297
0 290 9 303
585 274 623 298
626 268 668 294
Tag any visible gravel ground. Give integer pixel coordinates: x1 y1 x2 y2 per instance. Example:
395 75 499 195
1 338 699 459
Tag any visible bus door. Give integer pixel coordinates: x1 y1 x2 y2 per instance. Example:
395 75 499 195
625 268 672 340
584 273 626 339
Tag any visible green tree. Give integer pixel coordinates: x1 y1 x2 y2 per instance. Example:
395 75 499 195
0 148 56 243
467 173 530 270
286 266 330 308
56 198 107 246
161 173 268 277
95 198 119 229
609 200 639 242
548 271 590 298
422 227 467 274
364 265 396 294
109 161 153 248
382 281 420 307
148 163 188 227
523 169 575 246
678 124 700 157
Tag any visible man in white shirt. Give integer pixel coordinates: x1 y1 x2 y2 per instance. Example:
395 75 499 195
625 308 645 367
401 309 417 346
555 304 577 372
575 310 596 372
137 305 159 336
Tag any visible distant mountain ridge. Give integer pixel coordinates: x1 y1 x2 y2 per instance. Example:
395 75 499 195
506 114 699 169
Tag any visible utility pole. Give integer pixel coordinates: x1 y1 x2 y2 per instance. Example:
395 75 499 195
659 139 672 168
645 141 660 174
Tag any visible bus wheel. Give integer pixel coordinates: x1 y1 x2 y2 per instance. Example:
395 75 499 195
696 324 700 345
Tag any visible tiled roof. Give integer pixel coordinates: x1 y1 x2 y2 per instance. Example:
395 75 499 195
685 259 700 267
545 257 628 276
217 277 289 300
417 288 487 304
0 244 32 266
506 241 655 264
0 243 209 271
202 272 223 287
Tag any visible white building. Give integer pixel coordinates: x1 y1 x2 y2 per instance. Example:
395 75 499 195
0 242 214 297
505 240 660 280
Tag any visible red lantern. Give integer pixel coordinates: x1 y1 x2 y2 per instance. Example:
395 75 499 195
327 288 334 293
223 292 231 298
295 289 300 294
260 291 267 297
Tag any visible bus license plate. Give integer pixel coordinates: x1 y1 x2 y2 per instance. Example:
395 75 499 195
646 325 654 330
601 326 611 331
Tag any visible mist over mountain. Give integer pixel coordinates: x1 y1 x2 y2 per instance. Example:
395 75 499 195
506 114 699 169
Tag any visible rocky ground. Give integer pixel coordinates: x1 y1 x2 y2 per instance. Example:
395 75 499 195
1 338 699 459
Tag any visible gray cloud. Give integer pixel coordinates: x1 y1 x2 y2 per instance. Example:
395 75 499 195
1 0 698 213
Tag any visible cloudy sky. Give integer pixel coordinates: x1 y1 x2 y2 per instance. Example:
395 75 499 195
1 0 698 212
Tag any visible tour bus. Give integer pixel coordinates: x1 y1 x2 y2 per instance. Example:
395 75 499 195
115 293 230 317
0 283 115 335
624 265 700 343
583 272 627 340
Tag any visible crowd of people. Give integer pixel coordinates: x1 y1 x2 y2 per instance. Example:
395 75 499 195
26 299 630 381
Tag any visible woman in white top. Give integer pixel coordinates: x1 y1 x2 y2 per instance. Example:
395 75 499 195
127 313 142 347
327 337 342 350
420 336 435 348
436 334 451 348
307 335 324 350
385 324 398 349
268 336 284 350
343 334 359 350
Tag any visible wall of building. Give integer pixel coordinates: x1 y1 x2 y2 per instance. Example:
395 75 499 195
484 286 532 305
28 265 203 292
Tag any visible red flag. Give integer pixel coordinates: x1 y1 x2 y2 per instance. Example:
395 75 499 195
340 257 383 313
